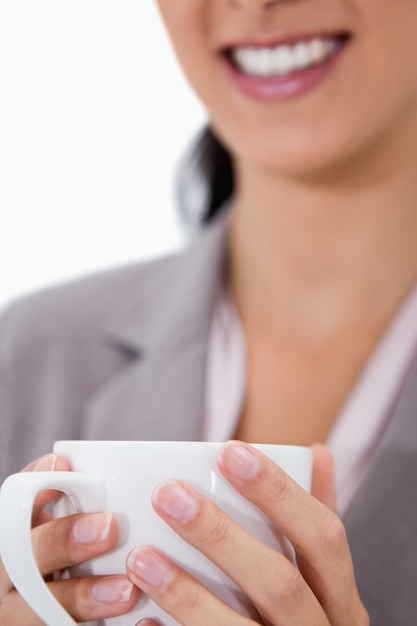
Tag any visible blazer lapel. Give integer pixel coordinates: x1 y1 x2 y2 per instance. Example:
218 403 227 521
344 354 417 625
83 214 229 442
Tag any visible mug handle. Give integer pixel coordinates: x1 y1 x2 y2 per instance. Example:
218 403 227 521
0 471 106 626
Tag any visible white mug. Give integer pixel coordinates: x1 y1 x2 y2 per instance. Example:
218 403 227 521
0 441 312 626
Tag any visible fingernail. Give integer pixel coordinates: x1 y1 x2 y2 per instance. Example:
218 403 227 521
92 576 134 603
218 442 260 480
152 480 198 522
33 454 58 471
73 512 112 544
127 547 174 589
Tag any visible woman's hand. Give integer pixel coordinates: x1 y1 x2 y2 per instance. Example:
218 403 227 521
126 442 369 626
0 454 139 624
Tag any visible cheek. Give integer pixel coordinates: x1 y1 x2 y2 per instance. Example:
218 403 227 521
358 0 417 102
155 1 212 76
349 19 417 152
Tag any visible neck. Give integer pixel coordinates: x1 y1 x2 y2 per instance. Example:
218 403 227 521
229 138 417 348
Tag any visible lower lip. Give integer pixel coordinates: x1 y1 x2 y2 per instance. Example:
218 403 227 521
223 45 347 103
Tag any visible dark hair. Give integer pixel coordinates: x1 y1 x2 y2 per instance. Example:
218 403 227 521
177 126 234 228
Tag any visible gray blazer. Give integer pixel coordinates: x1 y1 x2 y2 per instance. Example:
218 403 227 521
0 214 416 624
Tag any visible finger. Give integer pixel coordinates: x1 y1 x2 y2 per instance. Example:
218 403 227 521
127 546 254 626
310 444 338 513
1 511 120 599
32 512 119 577
217 442 367 626
150 480 325 626
0 575 139 625
21 454 66 473
0 561 12 600
21 454 72 526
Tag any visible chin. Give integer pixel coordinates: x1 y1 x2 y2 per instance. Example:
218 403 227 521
234 135 355 183
231 111 385 184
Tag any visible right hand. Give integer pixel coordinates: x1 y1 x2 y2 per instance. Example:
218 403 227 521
0 454 140 625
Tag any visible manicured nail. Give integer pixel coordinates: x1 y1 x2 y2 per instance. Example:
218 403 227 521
218 442 260 480
73 512 112 544
127 547 174 589
152 480 198 522
138 620 155 626
33 454 58 471
91 576 134 603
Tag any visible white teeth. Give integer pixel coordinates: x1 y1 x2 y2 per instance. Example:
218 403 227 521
310 39 327 63
275 46 292 75
231 38 339 78
293 43 311 70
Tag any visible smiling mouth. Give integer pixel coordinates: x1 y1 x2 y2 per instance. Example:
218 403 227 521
225 34 351 79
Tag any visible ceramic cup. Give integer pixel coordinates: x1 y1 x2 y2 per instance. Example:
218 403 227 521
0 440 312 626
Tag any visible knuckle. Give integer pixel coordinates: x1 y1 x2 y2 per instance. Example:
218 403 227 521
35 523 61 566
320 511 347 558
58 578 77 612
252 552 306 612
198 510 231 548
50 577 93 622
358 606 371 626
347 594 370 626
268 561 305 610
32 517 72 573
44 523 62 557
171 578 204 620
268 469 291 505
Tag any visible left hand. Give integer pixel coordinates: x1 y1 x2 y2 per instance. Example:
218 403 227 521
126 441 369 625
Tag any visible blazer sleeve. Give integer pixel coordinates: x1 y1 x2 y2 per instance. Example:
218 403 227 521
0 296 70 483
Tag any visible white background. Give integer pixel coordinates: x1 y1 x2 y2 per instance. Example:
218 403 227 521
0 1 206 312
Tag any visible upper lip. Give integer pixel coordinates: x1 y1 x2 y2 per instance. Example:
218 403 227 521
220 31 351 54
